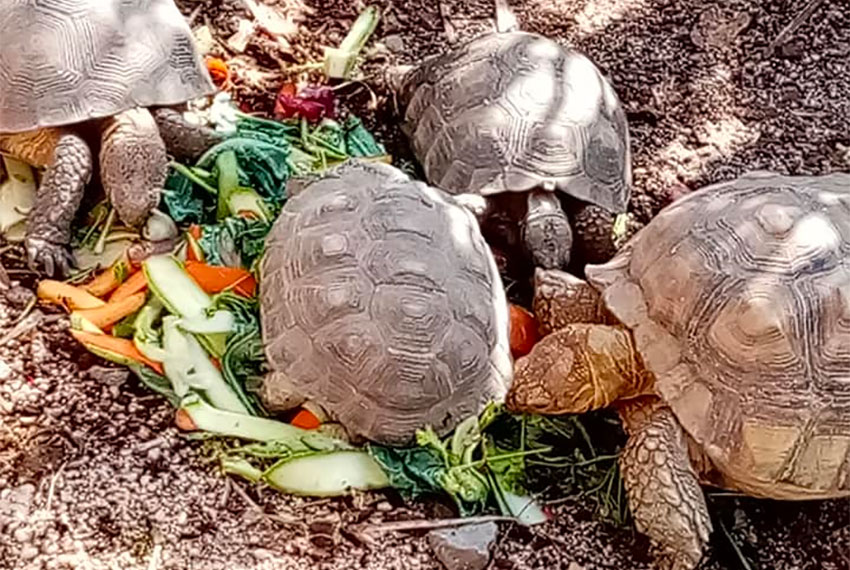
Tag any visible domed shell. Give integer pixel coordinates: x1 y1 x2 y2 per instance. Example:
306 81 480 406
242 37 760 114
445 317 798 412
398 31 631 213
586 171 850 499
0 0 215 133
260 160 513 445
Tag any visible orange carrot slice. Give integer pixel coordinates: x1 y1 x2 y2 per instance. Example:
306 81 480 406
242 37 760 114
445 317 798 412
37 280 105 311
175 408 198 431
184 261 257 298
109 270 147 303
70 329 164 375
72 292 146 329
290 408 321 430
83 258 130 298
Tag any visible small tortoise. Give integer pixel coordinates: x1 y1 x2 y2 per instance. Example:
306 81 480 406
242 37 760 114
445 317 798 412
393 29 632 270
506 171 850 569
0 0 224 276
259 160 513 446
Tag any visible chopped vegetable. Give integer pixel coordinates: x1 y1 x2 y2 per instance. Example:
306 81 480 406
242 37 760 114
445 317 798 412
184 261 257 297
509 304 540 358
205 56 230 87
70 330 164 375
83 258 131 298
109 270 147 302
175 408 198 431
178 393 341 444
262 451 390 496
37 280 106 310
70 291 147 329
0 155 36 242
142 255 229 357
133 298 168 362
323 6 381 79
290 408 321 430
274 84 337 122
161 316 249 414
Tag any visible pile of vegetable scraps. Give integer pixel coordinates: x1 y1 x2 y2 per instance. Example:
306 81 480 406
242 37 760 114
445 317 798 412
26 28 621 521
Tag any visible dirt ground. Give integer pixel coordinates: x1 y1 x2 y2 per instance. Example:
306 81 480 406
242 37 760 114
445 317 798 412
1 0 850 569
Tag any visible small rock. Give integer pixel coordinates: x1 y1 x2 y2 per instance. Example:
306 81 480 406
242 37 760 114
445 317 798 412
568 563 586 570
19 544 39 560
428 522 498 570
86 365 130 386
383 34 405 52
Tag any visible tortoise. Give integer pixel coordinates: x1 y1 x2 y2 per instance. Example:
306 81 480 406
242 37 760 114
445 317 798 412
0 0 224 277
391 28 632 270
505 171 850 570
259 159 513 446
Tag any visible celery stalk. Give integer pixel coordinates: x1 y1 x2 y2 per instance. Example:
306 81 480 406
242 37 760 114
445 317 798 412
323 6 381 79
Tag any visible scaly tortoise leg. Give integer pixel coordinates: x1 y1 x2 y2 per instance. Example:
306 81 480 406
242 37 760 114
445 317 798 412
522 190 572 270
616 396 713 570
1 128 92 277
99 108 168 228
149 106 226 162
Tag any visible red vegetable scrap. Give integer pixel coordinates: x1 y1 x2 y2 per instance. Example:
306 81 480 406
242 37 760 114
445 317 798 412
273 83 337 122
509 303 541 359
205 57 230 88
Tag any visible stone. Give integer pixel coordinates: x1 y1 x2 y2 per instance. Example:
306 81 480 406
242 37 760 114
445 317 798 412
428 522 498 570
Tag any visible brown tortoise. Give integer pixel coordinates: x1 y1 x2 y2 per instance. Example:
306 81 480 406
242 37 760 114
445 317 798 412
0 0 223 276
506 171 850 569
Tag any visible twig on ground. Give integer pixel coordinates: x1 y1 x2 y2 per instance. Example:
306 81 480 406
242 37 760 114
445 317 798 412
438 1 457 43
0 257 10 289
0 310 41 347
229 478 303 528
766 0 826 53
147 544 162 570
717 515 755 570
357 515 515 534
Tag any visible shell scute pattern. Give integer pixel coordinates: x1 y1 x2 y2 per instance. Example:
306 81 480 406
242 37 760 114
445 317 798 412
261 161 511 445
587 172 850 496
0 0 214 132
400 30 630 213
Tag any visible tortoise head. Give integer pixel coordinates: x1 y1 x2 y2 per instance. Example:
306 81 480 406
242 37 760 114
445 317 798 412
532 268 611 335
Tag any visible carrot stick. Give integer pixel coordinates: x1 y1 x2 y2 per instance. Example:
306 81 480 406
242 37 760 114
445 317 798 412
83 258 130 298
290 408 321 430
184 261 257 298
109 270 147 302
71 292 146 329
70 329 164 375
175 408 198 431
37 280 105 311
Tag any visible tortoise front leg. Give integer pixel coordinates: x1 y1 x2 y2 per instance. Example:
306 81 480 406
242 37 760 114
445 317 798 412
1 129 91 277
99 109 167 228
149 106 226 162
523 190 572 270
617 396 712 570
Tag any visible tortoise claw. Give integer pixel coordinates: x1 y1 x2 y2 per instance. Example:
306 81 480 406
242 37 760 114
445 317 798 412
26 237 75 278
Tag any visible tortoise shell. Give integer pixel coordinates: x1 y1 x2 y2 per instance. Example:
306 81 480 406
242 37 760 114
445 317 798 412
260 160 513 445
0 0 214 133
586 171 850 499
397 31 631 213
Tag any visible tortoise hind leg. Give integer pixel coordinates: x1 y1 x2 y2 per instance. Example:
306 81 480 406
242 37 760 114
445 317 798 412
617 396 712 570
522 190 572 269
1 129 91 277
149 106 226 162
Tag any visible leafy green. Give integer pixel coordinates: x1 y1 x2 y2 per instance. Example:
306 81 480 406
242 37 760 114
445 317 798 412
197 217 270 269
369 404 551 520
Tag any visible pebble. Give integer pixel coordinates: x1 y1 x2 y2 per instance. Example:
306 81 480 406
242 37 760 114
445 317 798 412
19 544 39 560
428 522 498 570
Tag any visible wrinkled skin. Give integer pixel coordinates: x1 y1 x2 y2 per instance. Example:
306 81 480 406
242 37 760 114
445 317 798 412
0 106 224 277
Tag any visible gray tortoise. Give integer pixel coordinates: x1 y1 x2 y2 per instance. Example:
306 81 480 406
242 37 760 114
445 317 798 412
507 171 850 569
393 29 632 270
259 160 513 446
0 0 224 276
